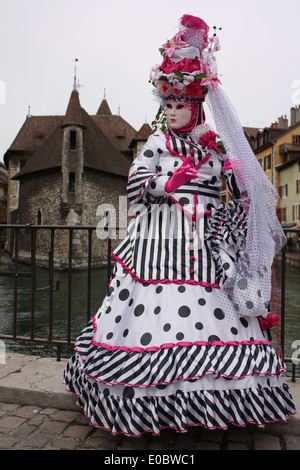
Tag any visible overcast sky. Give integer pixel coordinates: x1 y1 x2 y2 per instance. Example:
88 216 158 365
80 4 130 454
1 0 300 163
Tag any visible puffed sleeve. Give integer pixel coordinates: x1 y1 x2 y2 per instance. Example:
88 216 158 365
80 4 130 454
127 134 169 205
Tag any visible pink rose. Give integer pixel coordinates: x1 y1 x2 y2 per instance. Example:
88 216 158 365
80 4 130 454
160 56 201 75
199 130 217 149
185 81 207 99
172 85 186 97
155 80 173 97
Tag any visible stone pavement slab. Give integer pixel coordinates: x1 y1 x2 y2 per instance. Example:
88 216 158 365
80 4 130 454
0 352 77 410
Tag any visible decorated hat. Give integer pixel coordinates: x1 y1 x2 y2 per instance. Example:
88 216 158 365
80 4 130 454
150 14 221 102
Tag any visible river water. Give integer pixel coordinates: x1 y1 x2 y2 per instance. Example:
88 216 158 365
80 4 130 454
0 254 299 376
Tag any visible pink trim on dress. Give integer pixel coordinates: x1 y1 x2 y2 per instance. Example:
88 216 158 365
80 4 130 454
91 313 271 353
91 338 272 352
110 253 220 289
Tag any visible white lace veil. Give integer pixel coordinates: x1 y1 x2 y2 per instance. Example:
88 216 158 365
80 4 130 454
206 84 286 318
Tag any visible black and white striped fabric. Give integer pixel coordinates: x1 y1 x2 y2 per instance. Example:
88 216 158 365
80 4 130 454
114 131 240 286
63 319 296 436
68 320 286 387
113 194 217 285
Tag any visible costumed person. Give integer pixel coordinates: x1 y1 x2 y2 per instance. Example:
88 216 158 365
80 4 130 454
63 14 295 436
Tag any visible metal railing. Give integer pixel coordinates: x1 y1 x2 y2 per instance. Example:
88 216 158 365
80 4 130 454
0 224 299 381
0 224 119 361
279 228 300 381
279 142 300 154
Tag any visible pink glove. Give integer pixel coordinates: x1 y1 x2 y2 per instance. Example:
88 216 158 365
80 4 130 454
165 155 198 193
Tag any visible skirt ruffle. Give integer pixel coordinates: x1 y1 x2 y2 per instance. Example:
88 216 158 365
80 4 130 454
63 350 295 437
70 319 286 387
63 317 296 437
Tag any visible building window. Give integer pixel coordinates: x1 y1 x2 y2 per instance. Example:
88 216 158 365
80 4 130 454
258 158 263 167
293 204 299 221
278 184 288 198
276 207 287 223
297 180 300 195
0 207 6 221
37 210 42 225
292 135 300 145
70 130 77 150
69 172 75 192
264 154 271 171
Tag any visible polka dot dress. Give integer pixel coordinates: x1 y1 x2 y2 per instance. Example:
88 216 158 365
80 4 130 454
92 265 264 350
63 130 296 437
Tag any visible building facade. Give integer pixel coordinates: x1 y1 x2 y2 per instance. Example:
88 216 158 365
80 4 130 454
252 106 300 227
3 88 151 268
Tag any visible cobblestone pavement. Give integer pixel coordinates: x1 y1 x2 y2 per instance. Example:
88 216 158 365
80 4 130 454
0 401 300 451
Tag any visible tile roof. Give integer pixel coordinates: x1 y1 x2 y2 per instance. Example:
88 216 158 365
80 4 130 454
137 123 152 139
61 90 86 128
93 111 137 155
12 91 130 179
6 91 154 181
243 127 260 138
4 115 63 165
96 99 112 116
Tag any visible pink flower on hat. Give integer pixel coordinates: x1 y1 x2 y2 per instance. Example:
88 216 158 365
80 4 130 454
185 81 206 99
200 62 221 91
201 75 221 92
160 56 201 75
154 80 173 97
161 31 188 58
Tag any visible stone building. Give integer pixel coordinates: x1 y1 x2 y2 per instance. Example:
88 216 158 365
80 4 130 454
3 88 151 269
0 162 8 246
0 162 8 226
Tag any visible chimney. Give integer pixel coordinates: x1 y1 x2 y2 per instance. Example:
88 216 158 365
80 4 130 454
290 105 300 127
278 115 288 129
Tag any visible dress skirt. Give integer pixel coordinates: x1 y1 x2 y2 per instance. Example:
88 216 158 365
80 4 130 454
63 262 296 437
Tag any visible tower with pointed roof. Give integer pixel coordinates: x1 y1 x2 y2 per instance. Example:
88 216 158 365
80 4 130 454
61 89 86 214
3 84 152 268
